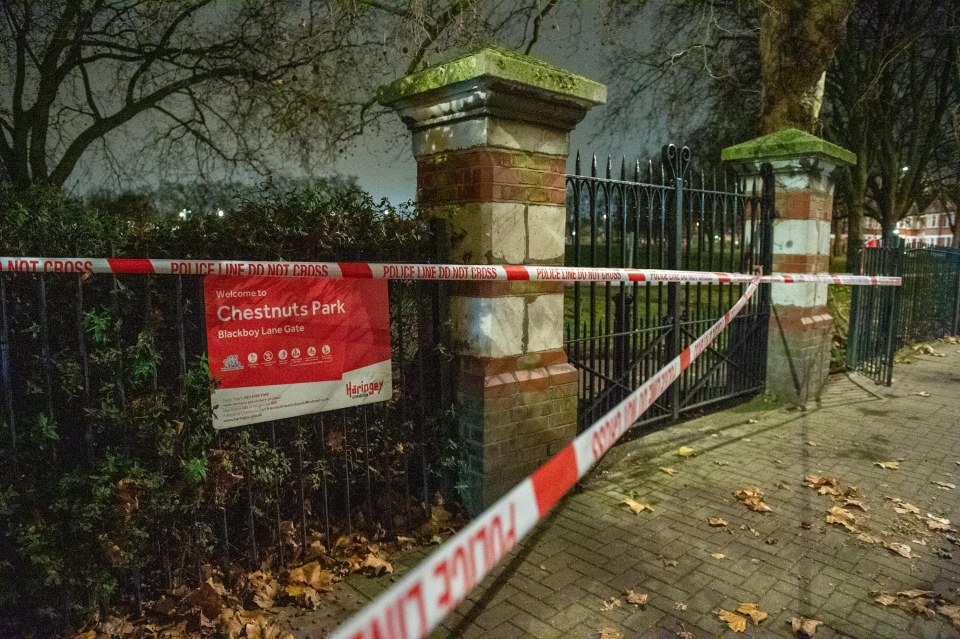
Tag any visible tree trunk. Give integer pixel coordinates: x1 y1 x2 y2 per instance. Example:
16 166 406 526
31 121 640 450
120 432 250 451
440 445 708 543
759 0 857 134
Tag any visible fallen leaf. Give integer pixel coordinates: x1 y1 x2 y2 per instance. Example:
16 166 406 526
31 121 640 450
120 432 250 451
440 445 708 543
599 627 622 639
790 616 823 637
938 604 960 628
660 467 678 475
883 541 913 558
708 517 728 527
734 486 772 512
736 602 768 624
875 461 900 469
806 441 819 447
803 474 843 496
937 547 952 559
894 502 920 514
599 596 622 612
927 519 952 532
622 498 653 515
718 609 747 632
826 506 858 532
625 591 648 607
675 632 693 639
857 533 882 544
677 446 696 458
913 391 931 397
361 553 393 575
714 460 729 466
843 499 869 511
934 481 956 490
874 591 937 617
711 553 726 560
674 601 688 611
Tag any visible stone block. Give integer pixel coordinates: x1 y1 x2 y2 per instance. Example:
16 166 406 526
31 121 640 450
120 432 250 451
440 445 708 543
526 205 566 262
450 295 525 358
526 294 565 353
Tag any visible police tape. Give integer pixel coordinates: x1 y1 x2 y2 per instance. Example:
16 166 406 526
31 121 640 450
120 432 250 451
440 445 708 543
0 256 901 286
327 279 761 639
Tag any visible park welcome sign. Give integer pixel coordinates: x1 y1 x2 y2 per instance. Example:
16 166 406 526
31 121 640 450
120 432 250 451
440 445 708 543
204 276 392 429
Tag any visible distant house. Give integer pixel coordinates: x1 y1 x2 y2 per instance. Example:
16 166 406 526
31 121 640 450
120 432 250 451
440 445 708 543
833 198 956 250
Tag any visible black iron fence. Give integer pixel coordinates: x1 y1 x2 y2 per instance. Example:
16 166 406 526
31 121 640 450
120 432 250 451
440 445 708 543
563 145 774 432
897 247 960 344
0 269 453 619
848 243 960 384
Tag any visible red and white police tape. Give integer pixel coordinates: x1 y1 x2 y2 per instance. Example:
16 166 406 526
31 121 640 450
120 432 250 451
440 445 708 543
328 280 762 639
0 256 901 286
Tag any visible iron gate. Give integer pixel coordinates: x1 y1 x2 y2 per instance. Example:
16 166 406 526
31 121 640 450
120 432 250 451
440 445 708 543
849 242 959 384
563 145 774 432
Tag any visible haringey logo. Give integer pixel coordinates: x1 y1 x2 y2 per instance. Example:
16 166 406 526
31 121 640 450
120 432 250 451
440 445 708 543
222 354 243 371
345 379 385 400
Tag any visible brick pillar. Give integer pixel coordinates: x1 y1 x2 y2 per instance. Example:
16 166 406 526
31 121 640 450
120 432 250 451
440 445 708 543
722 129 856 405
380 48 605 512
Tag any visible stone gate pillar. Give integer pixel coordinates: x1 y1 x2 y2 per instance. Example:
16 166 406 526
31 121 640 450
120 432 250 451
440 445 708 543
380 47 605 512
722 129 856 405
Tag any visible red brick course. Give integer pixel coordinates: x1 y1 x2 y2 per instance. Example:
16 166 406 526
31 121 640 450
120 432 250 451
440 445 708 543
417 149 567 206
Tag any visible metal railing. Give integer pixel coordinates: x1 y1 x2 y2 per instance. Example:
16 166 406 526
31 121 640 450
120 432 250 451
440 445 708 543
0 269 453 616
563 145 774 431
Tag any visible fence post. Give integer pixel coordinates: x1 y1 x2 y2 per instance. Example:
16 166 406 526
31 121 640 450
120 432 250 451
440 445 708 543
722 129 856 405
380 48 606 512
663 145 688 421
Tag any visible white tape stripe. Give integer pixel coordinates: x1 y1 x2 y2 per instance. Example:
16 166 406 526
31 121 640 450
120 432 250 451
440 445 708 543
0 257 902 286
328 279 762 639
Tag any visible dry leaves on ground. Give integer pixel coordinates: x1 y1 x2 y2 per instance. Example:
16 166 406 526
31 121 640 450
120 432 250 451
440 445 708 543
660 467 678 475
734 486 772 512
675 632 694 639
939 604 960 629
803 475 843 496
711 553 726 560
883 541 913 558
625 591 648 607
599 597 623 612
790 616 823 638
718 609 747 632
674 601 688 611
677 446 696 458
874 590 938 617
914 391 932 397
857 533 883 544
622 498 653 515
736 602 768 624
934 481 956 490
875 460 900 469
599 627 623 639
708 517 728 527
825 506 859 532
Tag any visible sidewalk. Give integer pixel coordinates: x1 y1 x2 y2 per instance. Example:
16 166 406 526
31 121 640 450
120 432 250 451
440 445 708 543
300 342 960 638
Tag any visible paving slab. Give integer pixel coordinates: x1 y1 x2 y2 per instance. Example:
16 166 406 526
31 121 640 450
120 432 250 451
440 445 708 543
295 342 960 638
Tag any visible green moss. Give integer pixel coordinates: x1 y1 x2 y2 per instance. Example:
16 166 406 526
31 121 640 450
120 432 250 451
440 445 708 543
378 46 606 106
721 128 856 165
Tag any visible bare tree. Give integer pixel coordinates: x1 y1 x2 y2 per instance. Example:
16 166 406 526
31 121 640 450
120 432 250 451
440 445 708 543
0 0 559 189
824 0 959 266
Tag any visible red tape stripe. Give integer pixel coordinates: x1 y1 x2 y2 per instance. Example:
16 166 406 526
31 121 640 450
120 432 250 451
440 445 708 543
503 265 530 280
530 445 578 517
337 262 373 278
107 258 154 274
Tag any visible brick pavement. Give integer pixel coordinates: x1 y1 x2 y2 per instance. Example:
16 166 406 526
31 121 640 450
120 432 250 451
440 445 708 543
297 342 960 638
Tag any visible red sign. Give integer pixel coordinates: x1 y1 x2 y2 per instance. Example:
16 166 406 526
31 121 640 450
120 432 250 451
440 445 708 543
204 276 391 429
